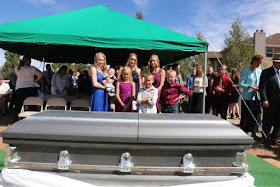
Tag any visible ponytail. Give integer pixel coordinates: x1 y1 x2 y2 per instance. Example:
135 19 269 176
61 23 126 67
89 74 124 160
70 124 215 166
17 59 25 71
17 56 31 71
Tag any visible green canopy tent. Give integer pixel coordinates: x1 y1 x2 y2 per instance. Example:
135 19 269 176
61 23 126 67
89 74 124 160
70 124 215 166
0 5 207 66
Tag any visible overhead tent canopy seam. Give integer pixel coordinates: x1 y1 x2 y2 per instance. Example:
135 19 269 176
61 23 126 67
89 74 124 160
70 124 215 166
0 5 208 65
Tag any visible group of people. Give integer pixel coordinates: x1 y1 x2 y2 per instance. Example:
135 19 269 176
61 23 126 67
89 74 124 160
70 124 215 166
186 54 280 146
89 52 192 113
0 52 279 146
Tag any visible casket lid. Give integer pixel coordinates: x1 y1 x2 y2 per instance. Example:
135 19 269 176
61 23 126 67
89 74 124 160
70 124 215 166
1 111 252 145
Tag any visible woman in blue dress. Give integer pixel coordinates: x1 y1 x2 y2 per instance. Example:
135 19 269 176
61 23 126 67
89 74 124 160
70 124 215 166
89 52 109 111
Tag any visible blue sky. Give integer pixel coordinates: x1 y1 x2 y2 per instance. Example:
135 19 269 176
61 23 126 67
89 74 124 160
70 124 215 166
0 0 280 70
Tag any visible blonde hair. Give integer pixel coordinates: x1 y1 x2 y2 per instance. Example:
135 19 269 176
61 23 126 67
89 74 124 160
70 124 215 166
126 53 139 69
148 54 160 73
94 52 108 73
195 64 204 78
144 73 154 80
119 66 133 82
17 56 31 71
167 69 176 76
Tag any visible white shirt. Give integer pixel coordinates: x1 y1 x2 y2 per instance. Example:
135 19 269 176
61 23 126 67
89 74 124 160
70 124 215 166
193 76 208 93
15 66 37 90
273 65 280 87
51 73 69 97
0 82 10 95
137 86 158 113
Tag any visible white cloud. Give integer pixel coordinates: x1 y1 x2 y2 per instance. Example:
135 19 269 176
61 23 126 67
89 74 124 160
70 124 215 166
133 0 149 8
175 0 280 51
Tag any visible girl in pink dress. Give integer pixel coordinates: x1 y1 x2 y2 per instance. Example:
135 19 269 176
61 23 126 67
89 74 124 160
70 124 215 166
148 54 166 111
116 66 136 112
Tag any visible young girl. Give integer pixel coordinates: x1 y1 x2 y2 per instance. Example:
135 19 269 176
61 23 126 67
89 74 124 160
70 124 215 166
116 66 136 112
117 53 141 100
147 54 165 110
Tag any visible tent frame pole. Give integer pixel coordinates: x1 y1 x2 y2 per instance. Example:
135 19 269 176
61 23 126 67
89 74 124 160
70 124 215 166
202 52 207 115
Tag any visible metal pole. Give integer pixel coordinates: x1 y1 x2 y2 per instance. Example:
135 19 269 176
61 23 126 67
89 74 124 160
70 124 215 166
202 52 207 114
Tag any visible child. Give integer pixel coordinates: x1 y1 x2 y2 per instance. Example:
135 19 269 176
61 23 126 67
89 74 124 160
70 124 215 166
116 66 135 112
103 68 117 97
159 70 193 113
137 73 158 113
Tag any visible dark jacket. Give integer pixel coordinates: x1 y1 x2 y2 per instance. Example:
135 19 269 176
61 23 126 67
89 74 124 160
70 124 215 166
259 66 280 105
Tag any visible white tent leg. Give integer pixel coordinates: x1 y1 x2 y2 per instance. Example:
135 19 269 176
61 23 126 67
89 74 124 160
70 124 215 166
202 52 207 115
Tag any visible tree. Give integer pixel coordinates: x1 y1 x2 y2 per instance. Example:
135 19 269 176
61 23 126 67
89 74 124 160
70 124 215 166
51 63 90 73
223 17 254 72
177 31 210 80
1 51 20 79
135 11 143 20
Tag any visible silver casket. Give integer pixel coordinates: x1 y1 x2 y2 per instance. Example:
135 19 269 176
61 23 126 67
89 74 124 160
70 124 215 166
1 111 253 186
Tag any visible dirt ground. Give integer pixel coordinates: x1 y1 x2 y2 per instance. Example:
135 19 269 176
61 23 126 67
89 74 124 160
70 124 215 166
0 111 279 168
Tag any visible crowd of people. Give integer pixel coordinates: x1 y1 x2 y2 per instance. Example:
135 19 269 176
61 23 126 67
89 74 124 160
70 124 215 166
0 53 279 146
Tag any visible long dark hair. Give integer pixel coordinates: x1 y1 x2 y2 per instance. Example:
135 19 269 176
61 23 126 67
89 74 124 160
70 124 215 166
17 56 31 71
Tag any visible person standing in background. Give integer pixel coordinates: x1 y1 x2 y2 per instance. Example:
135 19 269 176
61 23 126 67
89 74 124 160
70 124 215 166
205 66 214 113
43 64 54 90
15 56 43 121
191 64 208 113
259 55 280 146
185 68 196 113
238 55 262 141
229 68 240 119
212 65 232 120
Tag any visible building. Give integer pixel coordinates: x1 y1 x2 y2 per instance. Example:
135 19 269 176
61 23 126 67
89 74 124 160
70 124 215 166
208 51 223 72
254 30 280 69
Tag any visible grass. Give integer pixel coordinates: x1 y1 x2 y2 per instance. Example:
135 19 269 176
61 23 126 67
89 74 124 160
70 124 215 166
0 149 7 170
0 149 279 186
247 154 280 186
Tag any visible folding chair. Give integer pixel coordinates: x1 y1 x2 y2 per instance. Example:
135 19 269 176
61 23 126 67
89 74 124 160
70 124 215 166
45 98 67 110
18 97 44 119
70 99 91 111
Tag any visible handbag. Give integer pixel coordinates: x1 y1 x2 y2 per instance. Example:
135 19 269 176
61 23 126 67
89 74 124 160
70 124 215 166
249 92 261 114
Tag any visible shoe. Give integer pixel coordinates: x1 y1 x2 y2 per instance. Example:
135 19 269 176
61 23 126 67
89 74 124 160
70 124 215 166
253 136 263 142
235 113 239 118
230 114 234 119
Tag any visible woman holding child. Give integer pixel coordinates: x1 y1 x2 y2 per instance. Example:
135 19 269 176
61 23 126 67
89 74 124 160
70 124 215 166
89 52 109 111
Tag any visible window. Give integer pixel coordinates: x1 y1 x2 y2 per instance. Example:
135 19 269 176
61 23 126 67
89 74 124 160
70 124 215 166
266 48 274 58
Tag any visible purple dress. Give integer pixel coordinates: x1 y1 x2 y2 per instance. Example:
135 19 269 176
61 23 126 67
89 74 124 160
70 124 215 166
116 82 133 112
152 69 162 110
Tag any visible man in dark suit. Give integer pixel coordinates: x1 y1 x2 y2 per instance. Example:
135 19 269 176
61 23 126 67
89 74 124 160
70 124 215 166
259 55 280 146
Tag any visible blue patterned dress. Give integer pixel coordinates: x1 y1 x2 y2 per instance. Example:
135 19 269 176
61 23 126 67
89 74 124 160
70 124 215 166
90 68 109 111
